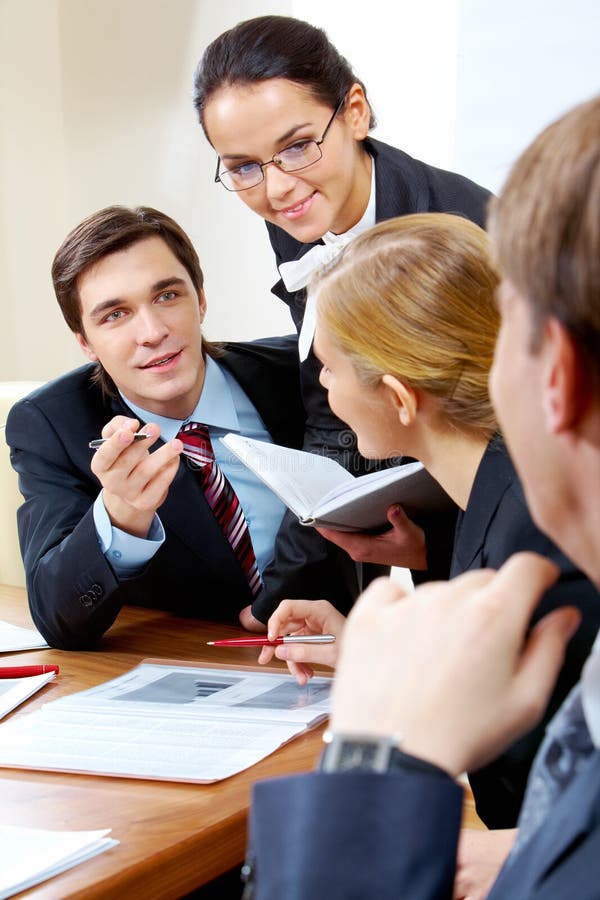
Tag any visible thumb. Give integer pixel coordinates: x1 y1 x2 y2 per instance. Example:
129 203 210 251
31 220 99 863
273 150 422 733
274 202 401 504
387 503 409 530
514 606 581 722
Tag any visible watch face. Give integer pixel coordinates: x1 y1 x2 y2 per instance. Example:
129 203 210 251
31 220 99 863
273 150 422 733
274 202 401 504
339 741 381 770
321 735 398 773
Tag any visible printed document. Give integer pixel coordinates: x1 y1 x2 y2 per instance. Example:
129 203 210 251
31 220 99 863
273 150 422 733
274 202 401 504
0 661 330 782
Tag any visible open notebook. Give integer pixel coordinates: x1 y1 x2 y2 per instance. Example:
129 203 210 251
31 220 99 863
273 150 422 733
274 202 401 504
221 433 450 531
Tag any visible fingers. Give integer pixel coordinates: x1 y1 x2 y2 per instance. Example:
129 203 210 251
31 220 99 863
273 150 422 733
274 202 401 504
485 552 561 631
266 599 342 642
266 598 314 641
513 605 581 725
274 642 336 668
286 660 314 686
347 576 406 620
315 527 372 561
318 508 426 568
257 637 315 684
92 420 182 513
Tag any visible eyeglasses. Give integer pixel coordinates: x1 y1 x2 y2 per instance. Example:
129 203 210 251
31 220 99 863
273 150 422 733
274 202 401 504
214 97 346 192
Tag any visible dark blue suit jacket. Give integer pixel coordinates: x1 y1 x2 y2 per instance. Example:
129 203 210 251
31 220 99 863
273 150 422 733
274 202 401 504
254 139 492 622
452 440 600 827
249 748 600 899
6 336 336 649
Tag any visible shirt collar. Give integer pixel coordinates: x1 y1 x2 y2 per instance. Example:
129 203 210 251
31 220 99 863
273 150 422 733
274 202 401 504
119 355 240 443
582 629 600 748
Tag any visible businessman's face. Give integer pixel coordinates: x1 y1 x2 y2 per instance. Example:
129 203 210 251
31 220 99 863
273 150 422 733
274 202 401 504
75 237 207 419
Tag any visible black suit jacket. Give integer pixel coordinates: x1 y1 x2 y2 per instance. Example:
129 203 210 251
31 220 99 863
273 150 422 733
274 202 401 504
248 748 600 899
251 138 493 621
6 337 327 649
451 440 600 827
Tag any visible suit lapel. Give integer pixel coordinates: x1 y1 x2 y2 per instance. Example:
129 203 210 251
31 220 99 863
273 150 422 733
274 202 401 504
451 440 515 574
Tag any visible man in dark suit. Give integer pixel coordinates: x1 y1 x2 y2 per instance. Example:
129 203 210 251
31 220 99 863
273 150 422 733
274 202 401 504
247 95 600 899
6 206 350 649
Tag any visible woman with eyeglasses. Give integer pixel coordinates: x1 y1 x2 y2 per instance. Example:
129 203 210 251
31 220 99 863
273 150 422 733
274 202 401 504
193 14 491 629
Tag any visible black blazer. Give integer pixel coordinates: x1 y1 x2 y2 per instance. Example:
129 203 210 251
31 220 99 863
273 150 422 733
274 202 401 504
250 138 492 621
6 336 327 649
248 749 600 899
451 440 600 828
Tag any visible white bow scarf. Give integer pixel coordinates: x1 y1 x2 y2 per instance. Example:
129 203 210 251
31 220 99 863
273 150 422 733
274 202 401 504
278 231 358 361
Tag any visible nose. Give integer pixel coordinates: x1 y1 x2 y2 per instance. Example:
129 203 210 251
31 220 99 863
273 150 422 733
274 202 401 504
136 306 169 345
263 162 298 201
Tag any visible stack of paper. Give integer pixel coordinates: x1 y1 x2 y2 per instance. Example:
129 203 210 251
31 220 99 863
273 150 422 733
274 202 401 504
0 670 55 720
0 620 48 653
0 823 118 899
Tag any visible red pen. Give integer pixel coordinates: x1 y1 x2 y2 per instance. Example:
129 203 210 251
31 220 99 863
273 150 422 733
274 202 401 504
0 664 59 678
207 635 336 647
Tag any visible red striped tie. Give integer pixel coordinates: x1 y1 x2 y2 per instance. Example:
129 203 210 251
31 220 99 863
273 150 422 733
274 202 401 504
177 422 262 598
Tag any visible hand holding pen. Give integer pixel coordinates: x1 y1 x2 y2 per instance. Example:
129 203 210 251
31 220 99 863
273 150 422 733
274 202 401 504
89 417 183 537
258 599 346 685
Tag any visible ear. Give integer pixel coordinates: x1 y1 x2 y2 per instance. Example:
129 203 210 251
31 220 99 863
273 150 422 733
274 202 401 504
343 83 372 141
541 317 586 433
74 332 99 362
198 289 207 323
381 374 418 426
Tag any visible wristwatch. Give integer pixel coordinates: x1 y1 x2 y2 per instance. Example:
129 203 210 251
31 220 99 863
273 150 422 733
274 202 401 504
319 729 404 773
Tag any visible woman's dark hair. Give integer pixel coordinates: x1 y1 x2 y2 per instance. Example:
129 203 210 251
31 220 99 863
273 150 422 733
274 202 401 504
193 15 375 138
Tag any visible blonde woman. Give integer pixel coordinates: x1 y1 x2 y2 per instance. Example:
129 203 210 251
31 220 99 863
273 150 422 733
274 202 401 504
260 214 600 848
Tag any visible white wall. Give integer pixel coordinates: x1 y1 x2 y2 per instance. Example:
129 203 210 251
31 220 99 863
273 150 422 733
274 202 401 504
1 0 599 381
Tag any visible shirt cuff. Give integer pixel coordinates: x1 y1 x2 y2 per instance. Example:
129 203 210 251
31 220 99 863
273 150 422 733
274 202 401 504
93 492 165 577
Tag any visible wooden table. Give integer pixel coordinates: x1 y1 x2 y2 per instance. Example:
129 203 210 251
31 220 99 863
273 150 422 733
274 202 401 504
0 585 483 899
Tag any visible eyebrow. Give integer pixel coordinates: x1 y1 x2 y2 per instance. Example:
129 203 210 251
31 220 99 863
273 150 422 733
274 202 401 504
219 122 314 162
88 277 187 321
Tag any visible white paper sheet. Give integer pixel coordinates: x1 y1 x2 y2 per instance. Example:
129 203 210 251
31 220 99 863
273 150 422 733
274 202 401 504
0 823 117 900
0 620 48 652
0 671 55 719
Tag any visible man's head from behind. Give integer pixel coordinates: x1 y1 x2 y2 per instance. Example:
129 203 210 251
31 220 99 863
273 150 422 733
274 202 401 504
489 94 600 579
52 206 220 411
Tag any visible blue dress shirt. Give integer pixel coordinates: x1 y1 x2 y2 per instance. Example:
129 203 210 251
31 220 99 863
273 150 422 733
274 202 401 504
93 356 286 578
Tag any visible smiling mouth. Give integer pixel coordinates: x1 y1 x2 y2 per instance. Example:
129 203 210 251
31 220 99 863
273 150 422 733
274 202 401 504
141 351 180 369
278 193 316 216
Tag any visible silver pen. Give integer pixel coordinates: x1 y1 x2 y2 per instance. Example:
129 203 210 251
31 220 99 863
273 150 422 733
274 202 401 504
207 634 337 647
88 432 149 449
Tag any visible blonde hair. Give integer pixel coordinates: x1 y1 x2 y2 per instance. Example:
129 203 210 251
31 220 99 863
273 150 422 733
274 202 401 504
313 213 500 439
